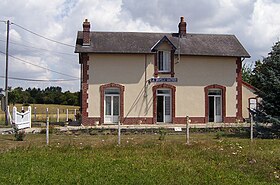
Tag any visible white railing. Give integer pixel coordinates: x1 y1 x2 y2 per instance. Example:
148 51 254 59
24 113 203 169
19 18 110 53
12 106 31 129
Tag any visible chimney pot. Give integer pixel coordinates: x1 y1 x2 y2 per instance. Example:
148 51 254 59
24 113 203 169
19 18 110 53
83 19 90 46
178 16 187 36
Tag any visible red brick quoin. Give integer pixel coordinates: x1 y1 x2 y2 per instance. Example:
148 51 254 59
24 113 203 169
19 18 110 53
80 54 89 125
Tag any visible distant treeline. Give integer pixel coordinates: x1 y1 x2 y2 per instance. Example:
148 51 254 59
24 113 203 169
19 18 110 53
8 86 80 106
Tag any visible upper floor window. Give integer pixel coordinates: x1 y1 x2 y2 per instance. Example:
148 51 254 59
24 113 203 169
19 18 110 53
158 51 171 72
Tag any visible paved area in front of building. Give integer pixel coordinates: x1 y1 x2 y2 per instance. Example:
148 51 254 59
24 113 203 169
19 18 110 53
1 122 251 134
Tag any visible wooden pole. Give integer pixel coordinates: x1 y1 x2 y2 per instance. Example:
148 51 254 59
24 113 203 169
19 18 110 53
4 20 10 126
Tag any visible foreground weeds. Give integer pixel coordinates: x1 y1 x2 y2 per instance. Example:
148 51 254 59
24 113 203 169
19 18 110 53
0 133 279 184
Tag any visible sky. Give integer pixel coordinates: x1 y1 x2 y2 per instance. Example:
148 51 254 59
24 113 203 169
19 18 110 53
0 0 279 92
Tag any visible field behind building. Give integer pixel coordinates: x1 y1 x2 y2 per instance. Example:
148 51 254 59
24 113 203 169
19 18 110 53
0 104 80 125
0 133 279 184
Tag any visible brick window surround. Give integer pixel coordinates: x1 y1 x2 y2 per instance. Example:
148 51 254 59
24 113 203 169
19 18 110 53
152 83 176 124
154 50 175 77
204 84 226 123
100 83 125 124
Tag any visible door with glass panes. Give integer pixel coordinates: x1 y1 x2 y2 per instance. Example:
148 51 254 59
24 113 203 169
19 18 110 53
157 89 171 123
208 89 222 122
104 88 120 123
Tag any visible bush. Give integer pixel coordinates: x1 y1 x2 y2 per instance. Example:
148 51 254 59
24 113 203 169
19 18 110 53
158 127 167 140
14 129 26 141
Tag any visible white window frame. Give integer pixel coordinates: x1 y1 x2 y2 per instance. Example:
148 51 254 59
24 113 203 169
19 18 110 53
158 50 171 72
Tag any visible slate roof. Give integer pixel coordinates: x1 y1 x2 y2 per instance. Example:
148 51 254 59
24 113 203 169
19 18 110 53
75 31 250 58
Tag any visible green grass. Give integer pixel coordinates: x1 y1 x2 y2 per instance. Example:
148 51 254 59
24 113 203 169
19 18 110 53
0 133 279 184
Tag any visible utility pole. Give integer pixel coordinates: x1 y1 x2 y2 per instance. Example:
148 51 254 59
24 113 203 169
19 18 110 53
5 20 10 125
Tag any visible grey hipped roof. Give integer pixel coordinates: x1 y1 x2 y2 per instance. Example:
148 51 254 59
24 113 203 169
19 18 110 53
75 31 250 58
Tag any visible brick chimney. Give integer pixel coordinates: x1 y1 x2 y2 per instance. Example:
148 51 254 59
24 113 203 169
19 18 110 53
178 16 187 36
83 19 90 46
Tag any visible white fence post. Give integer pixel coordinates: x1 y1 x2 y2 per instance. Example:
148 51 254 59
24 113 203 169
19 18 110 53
34 107 37 122
46 108 49 119
57 108 59 122
46 116 49 145
74 109 77 121
118 118 121 145
66 109 69 122
250 112 254 142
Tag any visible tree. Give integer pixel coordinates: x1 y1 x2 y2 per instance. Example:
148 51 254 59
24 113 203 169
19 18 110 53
251 41 280 133
242 63 253 84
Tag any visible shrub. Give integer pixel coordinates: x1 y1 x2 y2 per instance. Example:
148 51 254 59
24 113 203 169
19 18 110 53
14 129 26 141
158 127 167 140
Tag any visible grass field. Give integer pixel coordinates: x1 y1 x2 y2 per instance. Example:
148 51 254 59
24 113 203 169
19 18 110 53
0 104 80 124
0 133 279 184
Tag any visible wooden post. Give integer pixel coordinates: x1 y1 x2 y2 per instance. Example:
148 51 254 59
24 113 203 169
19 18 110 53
118 118 121 145
46 109 49 145
66 109 69 122
34 107 37 122
56 108 59 122
250 112 254 142
74 109 77 121
46 108 49 120
186 116 190 145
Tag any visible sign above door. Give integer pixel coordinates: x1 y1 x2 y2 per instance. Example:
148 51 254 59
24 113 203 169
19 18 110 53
148 77 178 83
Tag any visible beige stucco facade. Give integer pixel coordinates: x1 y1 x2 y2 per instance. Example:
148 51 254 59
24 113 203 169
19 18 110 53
242 84 257 119
86 53 241 123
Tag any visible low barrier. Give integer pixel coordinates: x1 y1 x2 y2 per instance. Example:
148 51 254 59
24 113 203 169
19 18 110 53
12 106 31 129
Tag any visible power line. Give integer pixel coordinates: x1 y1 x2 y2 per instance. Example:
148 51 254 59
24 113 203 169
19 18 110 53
0 39 76 57
0 50 79 79
0 75 79 82
12 22 75 48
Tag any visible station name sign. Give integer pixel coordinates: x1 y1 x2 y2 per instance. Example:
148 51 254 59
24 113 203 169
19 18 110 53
149 77 178 83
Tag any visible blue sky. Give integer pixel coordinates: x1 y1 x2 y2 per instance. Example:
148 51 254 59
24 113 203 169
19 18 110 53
0 0 279 92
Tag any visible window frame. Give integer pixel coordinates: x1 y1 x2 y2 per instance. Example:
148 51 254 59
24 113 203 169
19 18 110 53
158 50 171 73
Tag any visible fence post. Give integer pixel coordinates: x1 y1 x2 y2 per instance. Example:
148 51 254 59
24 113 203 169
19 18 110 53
46 109 49 145
57 108 59 122
46 108 49 120
66 109 69 122
118 117 121 145
186 116 190 145
74 109 77 121
250 112 254 142
34 107 37 122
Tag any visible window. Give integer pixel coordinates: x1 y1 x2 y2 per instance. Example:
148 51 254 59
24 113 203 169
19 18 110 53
158 51 171 72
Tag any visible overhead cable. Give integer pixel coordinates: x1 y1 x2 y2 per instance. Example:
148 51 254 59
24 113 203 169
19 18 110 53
0 50 79 79
0 75 79 82
12 22 75 48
